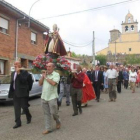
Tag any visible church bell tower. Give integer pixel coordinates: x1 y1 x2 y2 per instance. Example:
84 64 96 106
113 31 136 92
121 11 138 34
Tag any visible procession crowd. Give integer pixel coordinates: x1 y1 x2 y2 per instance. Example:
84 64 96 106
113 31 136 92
8 61 140 135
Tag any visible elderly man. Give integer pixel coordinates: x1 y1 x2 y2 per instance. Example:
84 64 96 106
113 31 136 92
9 61 33 129
39 63 60 134
106 65 118 102
82 68 96 107
71 65 85 116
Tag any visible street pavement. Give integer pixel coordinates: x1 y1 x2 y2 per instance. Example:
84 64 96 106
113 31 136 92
0 87 140 140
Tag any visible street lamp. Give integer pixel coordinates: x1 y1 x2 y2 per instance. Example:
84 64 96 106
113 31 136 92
28 0 41 28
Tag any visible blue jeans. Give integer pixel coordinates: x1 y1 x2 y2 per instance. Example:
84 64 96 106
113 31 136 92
58 82 70 104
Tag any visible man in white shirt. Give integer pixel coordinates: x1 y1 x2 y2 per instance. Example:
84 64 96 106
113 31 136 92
106 65 118 102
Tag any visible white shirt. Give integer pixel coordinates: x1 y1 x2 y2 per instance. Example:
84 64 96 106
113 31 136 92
106 69 118 79
129 72 137 82
95 70 99 81
13 72 17 89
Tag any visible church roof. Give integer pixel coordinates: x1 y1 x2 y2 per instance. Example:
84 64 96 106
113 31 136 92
126 12 133 18
110 29 120 32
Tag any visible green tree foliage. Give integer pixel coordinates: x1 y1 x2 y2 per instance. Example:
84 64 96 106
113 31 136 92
125 54 140 64
95 55 107 65
71 52 82 57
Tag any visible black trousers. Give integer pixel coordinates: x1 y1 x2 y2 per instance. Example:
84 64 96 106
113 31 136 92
117 81 122 93
124 80 128 89
13 95 31 125
93 82 100 100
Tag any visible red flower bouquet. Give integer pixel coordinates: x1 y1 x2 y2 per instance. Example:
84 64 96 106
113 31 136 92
32 54 52 72
56 56 71 72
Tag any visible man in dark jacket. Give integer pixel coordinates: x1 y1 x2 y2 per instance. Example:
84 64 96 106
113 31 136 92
91 65 104 102
86 69 92 81
9 61 33 129
123 68 129 89
117 68 123 93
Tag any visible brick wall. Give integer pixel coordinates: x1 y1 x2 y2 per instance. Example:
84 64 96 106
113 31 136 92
0 11 46 75
0 11 16 60
18 24 45 57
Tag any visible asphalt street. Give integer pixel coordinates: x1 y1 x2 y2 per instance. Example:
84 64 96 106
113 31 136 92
0 87 140 140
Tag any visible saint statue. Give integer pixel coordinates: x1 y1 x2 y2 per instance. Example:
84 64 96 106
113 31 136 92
44 24 67 56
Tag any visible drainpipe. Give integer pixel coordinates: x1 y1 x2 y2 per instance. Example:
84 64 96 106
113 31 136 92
15 16 25 61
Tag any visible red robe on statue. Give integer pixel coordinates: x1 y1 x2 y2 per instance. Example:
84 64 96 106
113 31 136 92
44 31 67 56
82 73 96 103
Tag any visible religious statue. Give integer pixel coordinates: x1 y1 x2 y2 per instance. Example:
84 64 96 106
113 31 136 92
44 24 67 56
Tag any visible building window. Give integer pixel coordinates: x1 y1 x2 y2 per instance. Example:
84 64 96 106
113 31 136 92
0 60 4 75
129 48 131 51
31 32 37 44
131 25 134 31
0 17 9 34
125 26 129 32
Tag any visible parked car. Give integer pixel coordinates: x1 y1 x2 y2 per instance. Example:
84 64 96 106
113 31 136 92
0 73 42 102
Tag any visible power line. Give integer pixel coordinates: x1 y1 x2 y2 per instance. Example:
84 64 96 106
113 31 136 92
63 40 92 47
63 39 93 46
95 37 108 43
38 0 139 20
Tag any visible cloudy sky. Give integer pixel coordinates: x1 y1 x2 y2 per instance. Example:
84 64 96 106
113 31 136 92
4 0 140 55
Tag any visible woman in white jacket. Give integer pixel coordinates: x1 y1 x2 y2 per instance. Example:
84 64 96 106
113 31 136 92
129 67 137 93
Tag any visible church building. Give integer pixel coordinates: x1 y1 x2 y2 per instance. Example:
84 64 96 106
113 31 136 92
96 12 140 55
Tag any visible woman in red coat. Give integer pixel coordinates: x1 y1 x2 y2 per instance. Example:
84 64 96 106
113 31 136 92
82 68 96 107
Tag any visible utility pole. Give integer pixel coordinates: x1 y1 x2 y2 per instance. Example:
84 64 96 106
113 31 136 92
115 41 116 64
92 31 95 66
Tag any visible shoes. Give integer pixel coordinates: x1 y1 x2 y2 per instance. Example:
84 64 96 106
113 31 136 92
108 99 113 102
81 103 87 107
42 130 51 135
97 99 99 102
84 104 88 107
13 124 21 129
79 108 82 114
66 103 70 106
56 123 61 129
27 116 32 124
113 99 116 102
72 113 78 116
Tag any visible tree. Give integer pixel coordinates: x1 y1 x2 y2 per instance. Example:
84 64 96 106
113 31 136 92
71 52 82 58
125 54 140 64
95 55 107 65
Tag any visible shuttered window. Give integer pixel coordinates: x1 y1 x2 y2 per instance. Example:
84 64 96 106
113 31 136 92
31 32 37 44
0 60 4 75
0 17 9 34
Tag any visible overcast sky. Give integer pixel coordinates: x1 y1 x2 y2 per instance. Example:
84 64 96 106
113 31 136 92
5 0 140 55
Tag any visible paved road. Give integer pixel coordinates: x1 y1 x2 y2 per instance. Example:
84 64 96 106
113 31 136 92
0 87 140 140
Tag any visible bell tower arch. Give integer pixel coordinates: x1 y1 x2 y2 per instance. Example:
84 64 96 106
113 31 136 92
121 11 138 34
